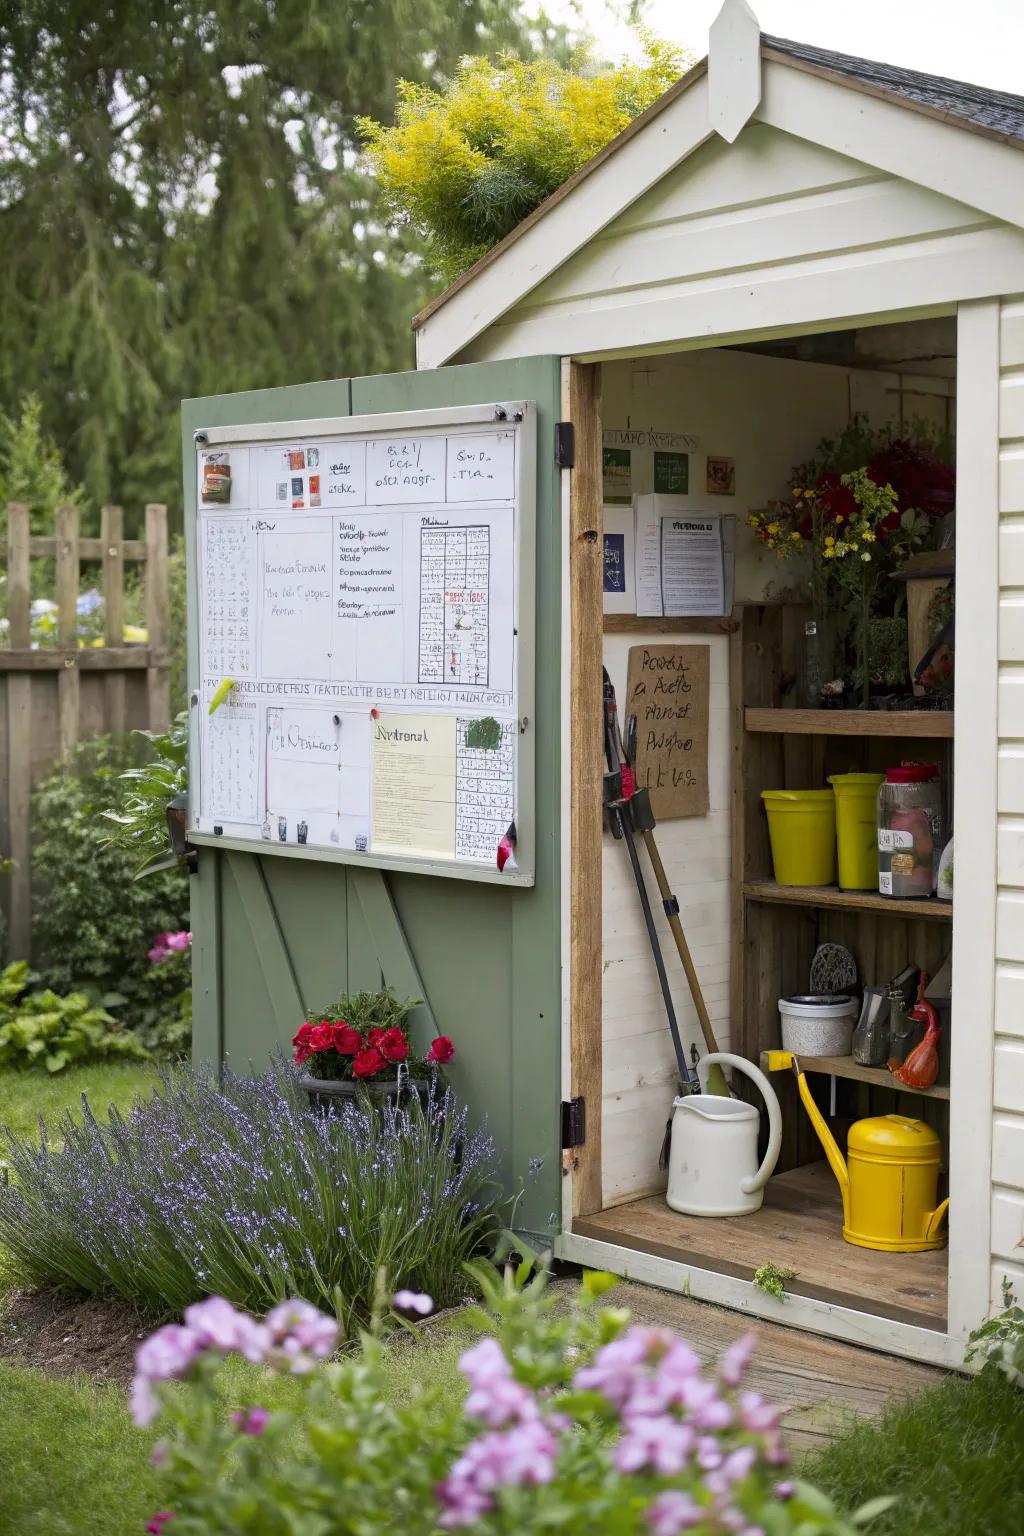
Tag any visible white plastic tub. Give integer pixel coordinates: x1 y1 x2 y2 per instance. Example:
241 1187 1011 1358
778 994 856 1056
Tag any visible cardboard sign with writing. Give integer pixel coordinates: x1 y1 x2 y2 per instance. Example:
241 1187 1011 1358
624 644 709 820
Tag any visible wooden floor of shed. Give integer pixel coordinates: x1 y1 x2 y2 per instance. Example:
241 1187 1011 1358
574 1161 948 1332
607 1279 945 1458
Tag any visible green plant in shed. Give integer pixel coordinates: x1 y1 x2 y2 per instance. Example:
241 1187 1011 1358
0 961 148 1073
358 35 691 280
102 712 189 876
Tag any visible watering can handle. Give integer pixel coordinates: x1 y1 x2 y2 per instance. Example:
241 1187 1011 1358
698 1052 784 1195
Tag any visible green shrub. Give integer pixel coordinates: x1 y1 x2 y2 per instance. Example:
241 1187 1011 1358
358 35 691 280
102 711 189 875
0 960 147 1073
31 736 189 1041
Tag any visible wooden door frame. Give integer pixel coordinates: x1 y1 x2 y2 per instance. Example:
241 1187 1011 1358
566 359 605 1217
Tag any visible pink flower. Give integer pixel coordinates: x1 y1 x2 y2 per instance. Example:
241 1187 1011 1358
646 1491 703 1535
459 1336 511 1389
165 930 191 952
678 1374 732 1430
615 1414 695 1476
265 1298 338 1372
230 1406 270 1436
426 1035 455 1065
131 1374 160 1429
183 1297 268 1361
737 1390 785 1434
393 1289 434 1317
573 1326 654 1406
465 1375 539 1429
706 1445 757 1497
719 1331 757 1387
436 1419 560 1527
145 1514 175 1536
135 1324 200 1383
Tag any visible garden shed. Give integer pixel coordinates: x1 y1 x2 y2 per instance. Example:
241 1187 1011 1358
184 1 1024 1372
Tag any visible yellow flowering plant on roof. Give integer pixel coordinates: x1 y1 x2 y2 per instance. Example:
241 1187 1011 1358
358 36 691 281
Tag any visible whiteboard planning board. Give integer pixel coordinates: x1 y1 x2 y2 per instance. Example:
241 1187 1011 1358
189 403 536 885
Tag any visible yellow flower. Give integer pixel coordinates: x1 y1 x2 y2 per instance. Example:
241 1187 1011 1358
766 521 779 536
862 530 876 542
824 535 835 547
823 548 836 559
792 486 803 496
790 532 801 542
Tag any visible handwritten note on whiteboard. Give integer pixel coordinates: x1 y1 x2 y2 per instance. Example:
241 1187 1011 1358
193 410 532 881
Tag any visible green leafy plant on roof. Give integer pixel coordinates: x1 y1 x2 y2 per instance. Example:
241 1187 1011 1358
358 34 692 282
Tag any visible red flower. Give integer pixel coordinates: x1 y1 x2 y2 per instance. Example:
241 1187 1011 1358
352 1046 386 1079
426 1035 455 1065
815 470 857 525
367 1027 387 1047
292 1021 315 1064
378 1027 409 1064
332 1024 362 1056
308 1023 335 1053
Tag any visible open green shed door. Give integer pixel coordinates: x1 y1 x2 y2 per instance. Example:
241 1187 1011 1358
181 357 563 1235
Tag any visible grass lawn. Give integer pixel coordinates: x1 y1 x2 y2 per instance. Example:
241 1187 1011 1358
0 1059 159 1146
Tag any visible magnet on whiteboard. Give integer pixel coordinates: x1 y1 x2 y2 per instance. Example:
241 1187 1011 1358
497 820 517 873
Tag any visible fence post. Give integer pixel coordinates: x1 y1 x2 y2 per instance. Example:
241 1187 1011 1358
55 504 80 760
101 504 126 736
6 504 32 960
145 503 171 731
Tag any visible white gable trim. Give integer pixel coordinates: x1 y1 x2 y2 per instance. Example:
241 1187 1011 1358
708 0 761 143
759 57 1024 231
415 75 714 371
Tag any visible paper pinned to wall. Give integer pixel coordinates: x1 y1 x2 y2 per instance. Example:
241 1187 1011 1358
603 504 636 614
371 713 457 859
624 644 709 820
634 495 734 617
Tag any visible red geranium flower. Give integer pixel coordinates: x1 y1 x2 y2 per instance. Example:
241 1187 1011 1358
292 1022 314 1046
332 1024 362 1056
308 1023 335 1052
378 1027 409 1064
352 1046 386 1079
426 1035 455 1065
367 1027 387 1047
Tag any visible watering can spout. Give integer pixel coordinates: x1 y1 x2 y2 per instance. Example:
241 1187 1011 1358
766 1051 851 1227
925 1198 950 1241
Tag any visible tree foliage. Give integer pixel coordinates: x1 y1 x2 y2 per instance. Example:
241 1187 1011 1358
0 1 561 528
359 35 692 280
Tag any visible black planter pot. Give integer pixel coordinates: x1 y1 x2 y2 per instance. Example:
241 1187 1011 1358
299 1072 434 1113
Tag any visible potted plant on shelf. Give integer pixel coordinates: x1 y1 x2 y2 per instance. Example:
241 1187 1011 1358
292 986 454 1109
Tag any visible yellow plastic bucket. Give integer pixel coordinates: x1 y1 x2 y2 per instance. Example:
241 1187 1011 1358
761 789 836 886
829 772 884 891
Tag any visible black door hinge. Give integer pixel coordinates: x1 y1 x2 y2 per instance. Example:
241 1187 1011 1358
555 421 575 468
560 1096 586 1149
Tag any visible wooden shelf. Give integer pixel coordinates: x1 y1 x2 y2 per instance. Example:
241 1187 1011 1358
743 880 952 921
760 1051 950 1101
744 707 953 738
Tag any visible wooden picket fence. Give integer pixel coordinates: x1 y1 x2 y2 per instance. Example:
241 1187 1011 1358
2 502 172 960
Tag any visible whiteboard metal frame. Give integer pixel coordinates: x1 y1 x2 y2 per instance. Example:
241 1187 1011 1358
188 400 537 886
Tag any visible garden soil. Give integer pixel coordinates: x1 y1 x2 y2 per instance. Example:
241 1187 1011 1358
0 1289 147 1385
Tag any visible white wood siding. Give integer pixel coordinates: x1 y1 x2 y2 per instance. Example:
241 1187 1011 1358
994 294 1024 1308
460 125 1024 366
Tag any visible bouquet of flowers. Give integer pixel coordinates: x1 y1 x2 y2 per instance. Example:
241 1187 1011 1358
292 986 454 1082
749 419 954 703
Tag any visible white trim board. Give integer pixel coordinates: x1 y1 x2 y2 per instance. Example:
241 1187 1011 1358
556 1230 968 1371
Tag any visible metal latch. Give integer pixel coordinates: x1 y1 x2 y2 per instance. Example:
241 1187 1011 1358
555 422 575 468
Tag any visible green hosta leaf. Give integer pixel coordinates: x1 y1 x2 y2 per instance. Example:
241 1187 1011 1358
45 1049 71 1073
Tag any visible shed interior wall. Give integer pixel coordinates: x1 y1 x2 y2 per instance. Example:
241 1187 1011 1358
600 342 953 1205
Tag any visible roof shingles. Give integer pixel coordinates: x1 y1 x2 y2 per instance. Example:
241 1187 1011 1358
764 34 1024 144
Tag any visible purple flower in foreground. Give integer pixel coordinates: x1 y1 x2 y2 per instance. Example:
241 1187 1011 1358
230 1406 271 1436
646 1490 703 1535
706 1444 758 1497
459 1336 510 1389
265 1298 338 1373
774 1481 795 1500
464 1374 539 1429
136 1324 199 1382
615 1414 695 1476
719 1331 757 1387
437 1419 560 1528
184 1297 269 1361
393 1289 434 1317
145 1514 175 1535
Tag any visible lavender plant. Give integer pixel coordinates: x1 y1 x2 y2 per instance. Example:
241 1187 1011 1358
0 1057 498 1328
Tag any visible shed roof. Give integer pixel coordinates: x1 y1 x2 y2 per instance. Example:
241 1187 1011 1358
763 35 1024 144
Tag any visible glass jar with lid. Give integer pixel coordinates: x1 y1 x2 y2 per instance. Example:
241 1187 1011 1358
877 764 942 898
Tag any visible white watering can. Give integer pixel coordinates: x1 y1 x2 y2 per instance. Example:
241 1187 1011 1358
666 1052 783 1217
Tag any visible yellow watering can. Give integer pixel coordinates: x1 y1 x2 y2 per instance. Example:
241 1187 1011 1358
767 1051 949 1253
